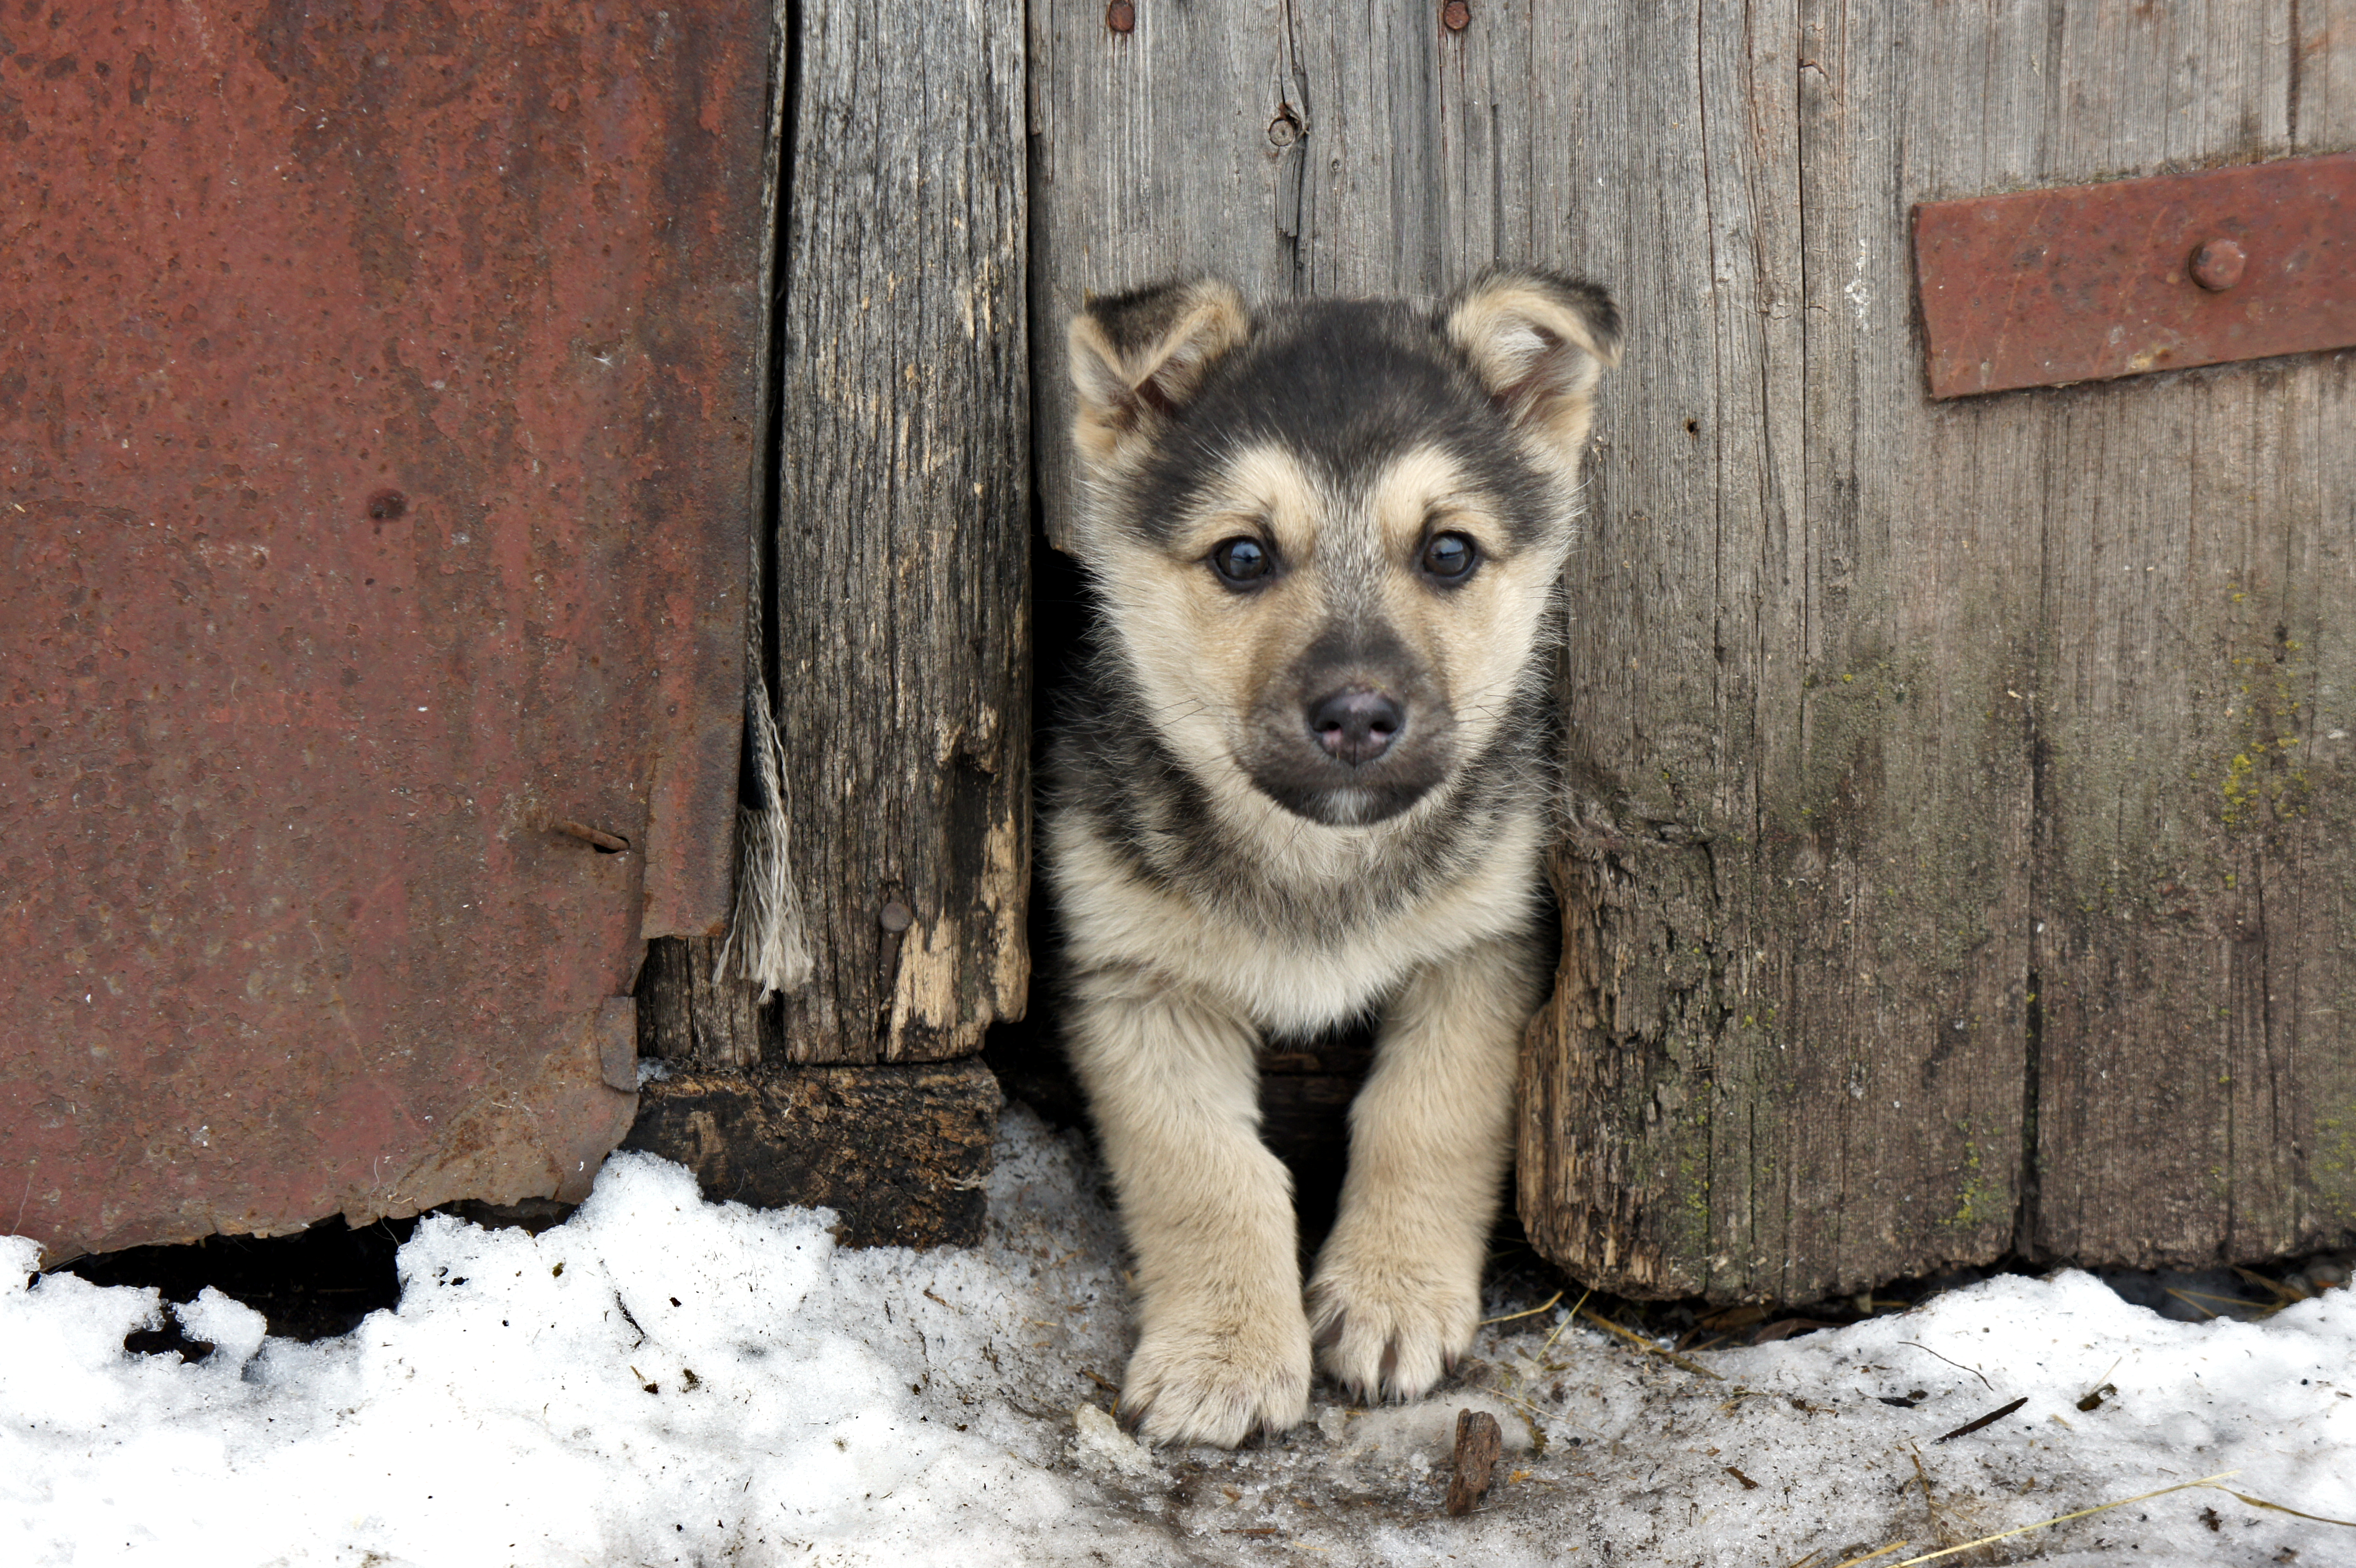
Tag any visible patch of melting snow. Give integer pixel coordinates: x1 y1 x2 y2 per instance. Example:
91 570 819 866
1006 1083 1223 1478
2 1105 2349 1567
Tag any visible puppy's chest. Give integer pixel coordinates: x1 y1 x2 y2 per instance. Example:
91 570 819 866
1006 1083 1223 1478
1084 829 1540 1036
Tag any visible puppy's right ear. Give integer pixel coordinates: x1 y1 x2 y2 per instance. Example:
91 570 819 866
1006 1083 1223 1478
1068 279 1251 476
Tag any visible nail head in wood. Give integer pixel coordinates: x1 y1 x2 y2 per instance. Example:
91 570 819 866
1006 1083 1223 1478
878 899 914 933
1105 0 1134 34
1444 1407 1502 1515
1442 0 1471 32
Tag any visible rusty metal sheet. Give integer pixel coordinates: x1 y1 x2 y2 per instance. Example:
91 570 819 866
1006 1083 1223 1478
1 2 771 1260
1915 153 2356 398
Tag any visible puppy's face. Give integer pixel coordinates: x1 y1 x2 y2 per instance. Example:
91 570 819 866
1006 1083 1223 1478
1068 273 1619 827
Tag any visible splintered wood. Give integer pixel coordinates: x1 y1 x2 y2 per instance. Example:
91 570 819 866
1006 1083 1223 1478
1445 1408 1503 1517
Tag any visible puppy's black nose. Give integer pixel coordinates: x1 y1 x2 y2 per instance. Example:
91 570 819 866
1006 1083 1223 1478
1307 687 1404 765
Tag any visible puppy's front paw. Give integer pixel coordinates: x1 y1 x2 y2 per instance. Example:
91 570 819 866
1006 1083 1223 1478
1306 1252 1479 1404
1120 1310 1312 1447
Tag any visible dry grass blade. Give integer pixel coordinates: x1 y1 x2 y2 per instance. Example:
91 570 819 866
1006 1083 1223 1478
2203 1486 2356 1528
2075 1356 2124 1410
1800 1466 2356 1568
2232 1265 2308 1305
1822 1542 1910 1567
1577 1305 1725 1381
1900 1341 1993 1391
1877 1471 2241 1564
1481 1289 1564 1326
1537 1287 1593 1358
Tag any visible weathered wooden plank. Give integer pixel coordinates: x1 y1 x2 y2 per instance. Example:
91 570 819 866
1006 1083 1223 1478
1524 0 2356 1297
1515 0 2031 1303
771 0 1031 1062
635 935 771 1072
2026 3 2356 1266
622 1063 1003 1247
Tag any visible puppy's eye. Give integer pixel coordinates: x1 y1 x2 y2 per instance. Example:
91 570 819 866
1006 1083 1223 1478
1209 536 1273 586
1420 531 1478 582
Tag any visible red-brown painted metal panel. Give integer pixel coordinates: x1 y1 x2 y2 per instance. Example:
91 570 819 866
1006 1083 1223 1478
1915 153 2356 398
1 2 769 1259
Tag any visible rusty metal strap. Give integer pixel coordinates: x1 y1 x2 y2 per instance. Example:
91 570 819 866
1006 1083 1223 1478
1915 153 2356 398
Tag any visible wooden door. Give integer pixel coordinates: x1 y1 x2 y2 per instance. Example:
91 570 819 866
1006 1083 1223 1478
1030 0 2356 1299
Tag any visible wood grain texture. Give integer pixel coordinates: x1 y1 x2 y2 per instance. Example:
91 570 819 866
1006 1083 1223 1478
1032 0 2356 1298
772 0 1031 1062
635 934 772 1072
621 1062 1003 1247
2022 4 2356 1266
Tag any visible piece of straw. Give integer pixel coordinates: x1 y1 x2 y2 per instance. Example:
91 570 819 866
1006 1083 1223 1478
1577 1304 1724 1381
1832 1468 2356 1568
1481 1289 1565 1327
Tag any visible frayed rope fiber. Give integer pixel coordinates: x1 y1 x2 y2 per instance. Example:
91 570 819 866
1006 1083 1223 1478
716 677 813 999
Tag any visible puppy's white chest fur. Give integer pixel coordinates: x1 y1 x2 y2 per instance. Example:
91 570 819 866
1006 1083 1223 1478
1050 801 1544 1036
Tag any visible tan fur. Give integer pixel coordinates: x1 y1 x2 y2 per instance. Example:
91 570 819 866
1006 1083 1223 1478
1441 279 1620 484
1066 279 1251 490
1053 273 1614 1446
1087 442 1555 839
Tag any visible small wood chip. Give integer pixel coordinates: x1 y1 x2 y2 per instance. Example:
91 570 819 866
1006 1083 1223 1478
1933 1395 2027 1444
1446 1408 1503 1516
1726 1465 1760 1489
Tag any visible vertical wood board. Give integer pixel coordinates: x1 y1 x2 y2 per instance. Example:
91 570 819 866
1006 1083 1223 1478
770 0 1032 1063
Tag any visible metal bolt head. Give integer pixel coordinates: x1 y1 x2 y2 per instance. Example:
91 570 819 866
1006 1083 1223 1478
1105 0 1134 34
1442 0 1471 31
2189 238 2247 291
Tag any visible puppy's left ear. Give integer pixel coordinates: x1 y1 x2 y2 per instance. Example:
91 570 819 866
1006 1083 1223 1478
1442 268 1621 475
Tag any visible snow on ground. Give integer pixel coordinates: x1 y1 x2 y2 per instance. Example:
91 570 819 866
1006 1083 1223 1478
5 1106 2351 1567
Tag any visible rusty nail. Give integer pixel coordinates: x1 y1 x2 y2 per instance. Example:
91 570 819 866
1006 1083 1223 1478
879 900 914 933
2189 238 2247 291
1105 0 1134 34
1442 0 1471 32
553 819 630 853
366 488 408 520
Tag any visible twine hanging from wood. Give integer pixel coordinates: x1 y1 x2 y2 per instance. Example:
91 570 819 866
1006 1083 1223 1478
717 677 814 999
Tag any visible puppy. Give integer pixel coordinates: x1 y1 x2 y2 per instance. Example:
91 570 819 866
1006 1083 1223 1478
1047 269 1620 1446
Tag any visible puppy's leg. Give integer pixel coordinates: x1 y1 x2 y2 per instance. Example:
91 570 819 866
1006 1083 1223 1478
1069 970 1311 1446
1306 932 1543 1401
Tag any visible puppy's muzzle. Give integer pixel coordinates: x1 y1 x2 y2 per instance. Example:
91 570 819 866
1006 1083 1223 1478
1307 686 1404 766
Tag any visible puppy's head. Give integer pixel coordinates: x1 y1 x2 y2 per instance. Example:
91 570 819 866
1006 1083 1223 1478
1068 269 1619 827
